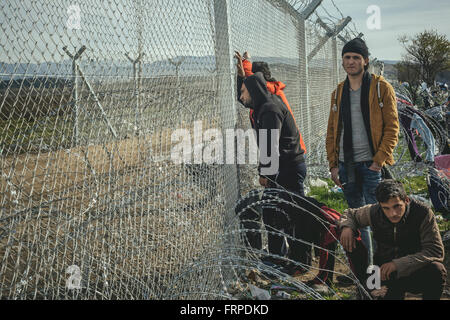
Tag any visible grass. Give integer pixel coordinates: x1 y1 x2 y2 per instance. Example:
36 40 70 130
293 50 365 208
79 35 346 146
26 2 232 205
308 178 347 213
398 175 428 195
323 286 352 300
438 219 450 232
309 185 347 214
0 116 72 154
308 176 449 231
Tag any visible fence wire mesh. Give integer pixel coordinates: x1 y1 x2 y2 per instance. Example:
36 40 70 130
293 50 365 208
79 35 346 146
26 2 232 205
1 0 446 300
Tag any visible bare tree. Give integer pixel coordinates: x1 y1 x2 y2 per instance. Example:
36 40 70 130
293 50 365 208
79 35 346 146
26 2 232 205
399 30 450 87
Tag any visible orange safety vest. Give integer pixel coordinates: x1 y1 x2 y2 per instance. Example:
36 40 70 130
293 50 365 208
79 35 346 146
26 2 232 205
243 59 307 154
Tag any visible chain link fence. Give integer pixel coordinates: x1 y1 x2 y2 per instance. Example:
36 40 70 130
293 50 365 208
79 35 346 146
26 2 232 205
1 0 381 299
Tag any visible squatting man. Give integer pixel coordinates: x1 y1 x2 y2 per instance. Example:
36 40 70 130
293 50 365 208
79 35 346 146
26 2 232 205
339 180 447 300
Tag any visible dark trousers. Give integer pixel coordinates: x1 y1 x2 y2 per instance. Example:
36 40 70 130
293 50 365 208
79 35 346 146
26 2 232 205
314 242 337 285
349 245 447 300
338 161 381 266
383 262 447 300
262 162 308 263
314 236 370 286
235 191 263 251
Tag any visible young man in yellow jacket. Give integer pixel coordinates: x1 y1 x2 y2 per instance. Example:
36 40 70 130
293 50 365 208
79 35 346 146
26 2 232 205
326 38 399 267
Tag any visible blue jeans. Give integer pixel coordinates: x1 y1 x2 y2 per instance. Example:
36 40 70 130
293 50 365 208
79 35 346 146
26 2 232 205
339 161 381 265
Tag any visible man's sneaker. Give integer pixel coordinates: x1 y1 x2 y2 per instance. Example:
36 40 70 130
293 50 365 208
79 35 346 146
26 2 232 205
260 257 287 268
304 279 333 295
283 264 309 277
258 258 286 279
336 274 355 285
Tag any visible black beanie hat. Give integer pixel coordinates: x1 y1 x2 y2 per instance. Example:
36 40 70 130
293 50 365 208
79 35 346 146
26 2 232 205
252 61 277 82
342 38 369 59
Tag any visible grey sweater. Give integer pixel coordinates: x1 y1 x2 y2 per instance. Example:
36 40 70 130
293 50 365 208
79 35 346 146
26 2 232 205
339 87 373 162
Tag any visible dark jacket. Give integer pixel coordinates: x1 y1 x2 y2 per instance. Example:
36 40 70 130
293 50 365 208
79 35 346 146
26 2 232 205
237 60 307 154
339 198 445 278
243 72 305 176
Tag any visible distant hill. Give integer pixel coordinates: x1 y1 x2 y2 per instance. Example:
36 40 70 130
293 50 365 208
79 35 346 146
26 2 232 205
0 77 73 90
0 55 299 77
381 60 400 65
0 61 72 80
0 55 306 88
379 60 449 84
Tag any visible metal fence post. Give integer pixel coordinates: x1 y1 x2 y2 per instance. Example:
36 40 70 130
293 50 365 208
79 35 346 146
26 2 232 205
212 0 241 287
65 45 118 141
63 45 86 146
213 0 236 129
126 53 144 135
298 18 311 153
73 60 79 146
297 0 322 153
213 0 239 209
332 37 340 87
308 17 351 63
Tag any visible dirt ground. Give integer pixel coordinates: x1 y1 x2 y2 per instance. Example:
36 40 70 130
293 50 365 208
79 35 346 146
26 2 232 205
296 250 450 300
0 121 228 299
241 246 450 300
1 122 449 299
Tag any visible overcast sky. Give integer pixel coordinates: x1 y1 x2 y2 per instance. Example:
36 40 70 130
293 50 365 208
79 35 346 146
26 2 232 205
328 0 450 61
1 0 449 64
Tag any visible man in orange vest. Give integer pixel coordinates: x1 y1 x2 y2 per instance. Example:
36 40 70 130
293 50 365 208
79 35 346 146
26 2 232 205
236 52 310 275
235 51 307 154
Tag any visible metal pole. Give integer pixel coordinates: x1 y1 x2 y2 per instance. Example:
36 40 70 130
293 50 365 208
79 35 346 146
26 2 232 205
64 46 117 140
63 45 86 146
132 57 137 132
136 0 143 134
137 54 142 132
126 52 144 135
213 0 236 128
73 60 79 146
213 0 239 215
298 18 311 153
300 0 323 20
168 57 185 112
308 16 351 62
77 64 118 139
332 37 340 86
338 35 348 43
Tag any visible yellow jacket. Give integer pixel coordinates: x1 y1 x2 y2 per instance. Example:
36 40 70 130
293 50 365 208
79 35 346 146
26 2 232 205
326 74 399 170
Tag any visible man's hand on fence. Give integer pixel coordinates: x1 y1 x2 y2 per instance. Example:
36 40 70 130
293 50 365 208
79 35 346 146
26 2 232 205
234 51 245 77
259 177 269 188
